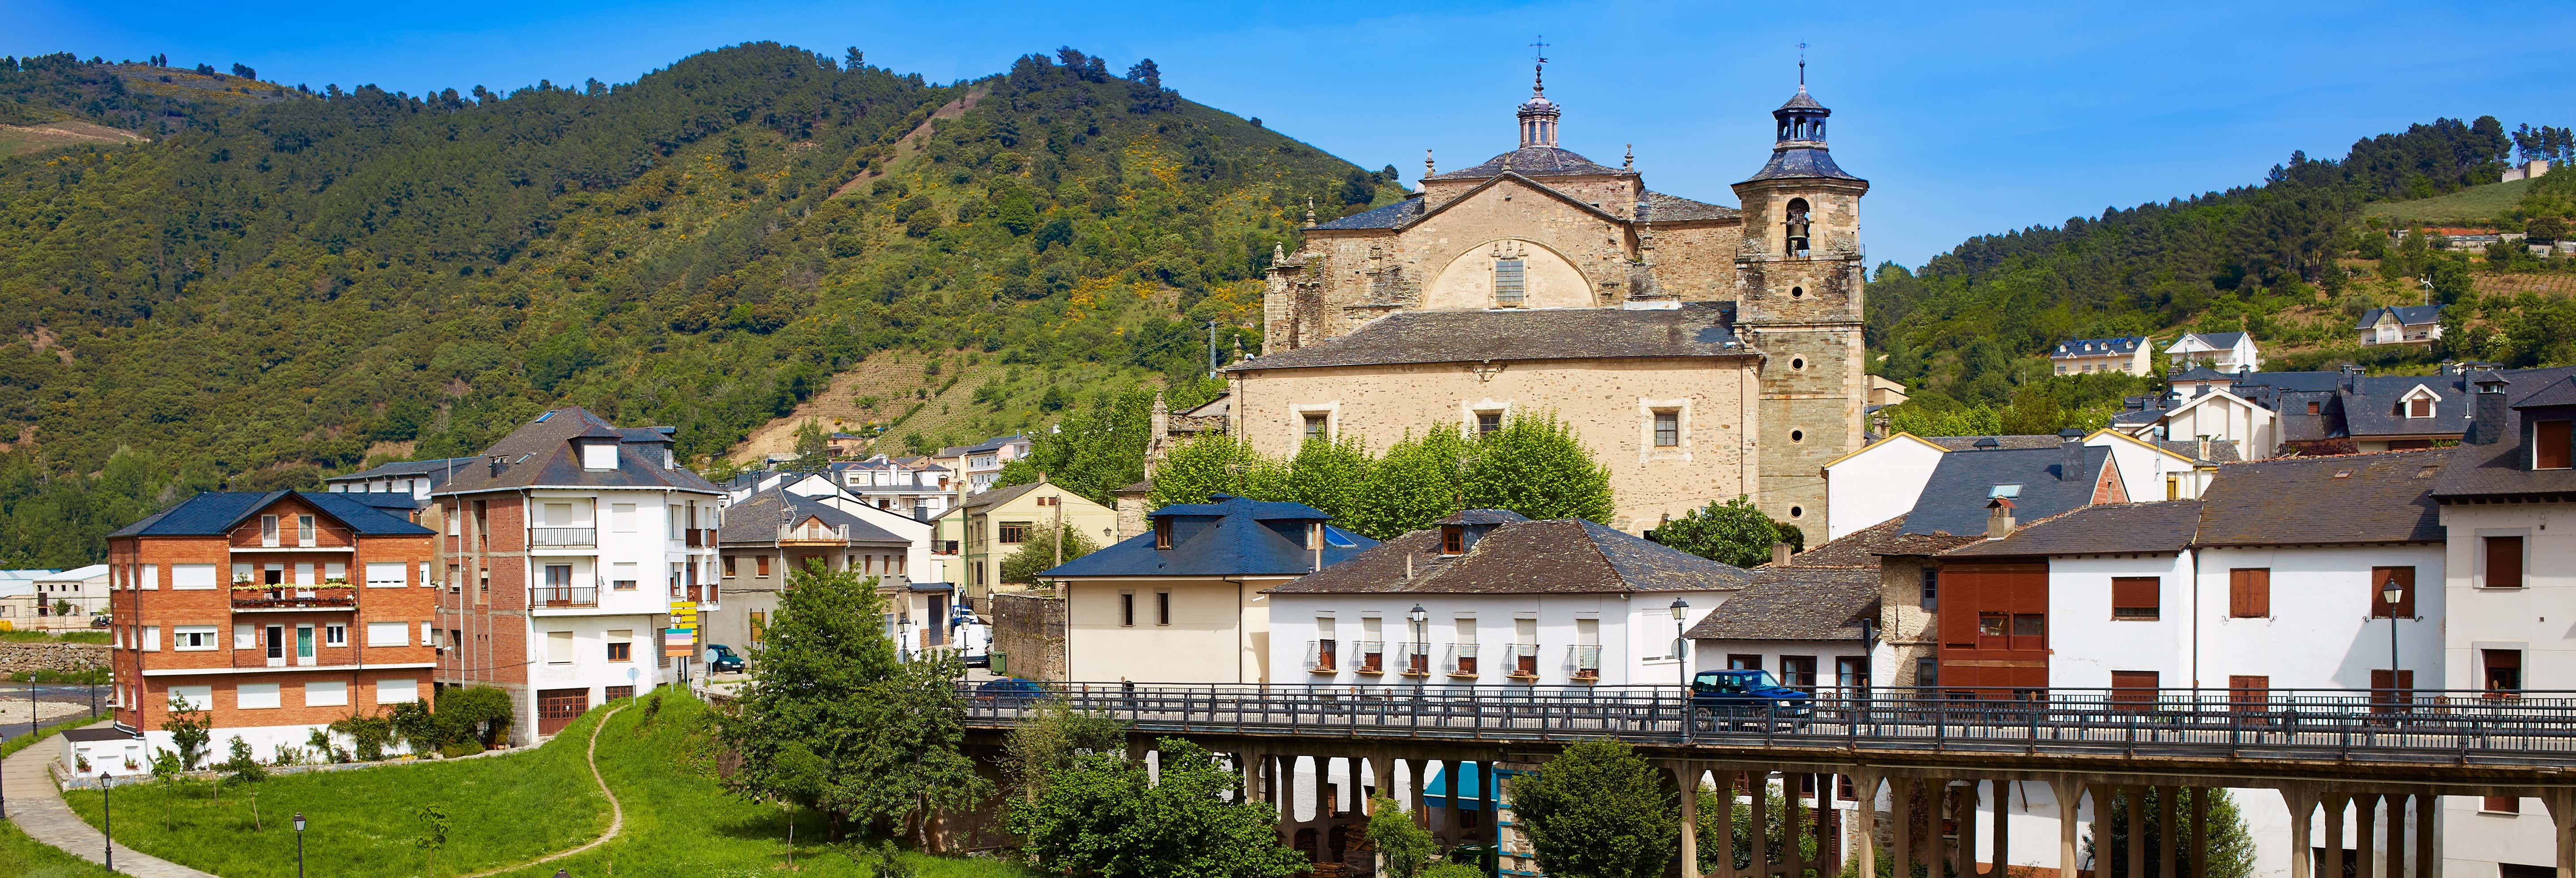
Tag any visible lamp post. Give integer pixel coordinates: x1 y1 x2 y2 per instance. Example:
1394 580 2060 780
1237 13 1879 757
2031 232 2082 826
294 812 307 878
1408 604 1428 676
898 616 913 663
1858 615 1879 698
2382 573 2407 703
100 770 111 871
1669 599 1690 687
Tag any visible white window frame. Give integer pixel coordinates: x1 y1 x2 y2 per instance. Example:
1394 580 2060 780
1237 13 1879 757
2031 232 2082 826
547 630 575 664
171 564 216 591
174 625 219 651
364 562 407 589
167 685 212 713
324 624 347 647
140 563 158 590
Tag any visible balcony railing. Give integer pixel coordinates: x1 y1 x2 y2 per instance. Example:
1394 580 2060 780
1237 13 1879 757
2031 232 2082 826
530 527 597 548
530 586 599 608
778 523 850 544
1305 639 1339 673
1398 642 1432 676
229 584 357 610
683 528 714 548
1354 641 1386 674
1445 643 1479 677
1568 645 1604 681
1508 643 1541 679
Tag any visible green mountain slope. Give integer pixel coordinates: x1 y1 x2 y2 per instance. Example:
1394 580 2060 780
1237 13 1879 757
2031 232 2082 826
0 44 1397 566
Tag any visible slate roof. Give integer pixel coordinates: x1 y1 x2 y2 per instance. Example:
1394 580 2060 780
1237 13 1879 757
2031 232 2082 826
325 457 480 488
344 493 421 511
1310 198 1426 231
1427 146 1628 181
2356 304 2444 329
1643 192 1739 222
1440 509 1531 526
1043 495 1374 578
1684 566 1878 641
2174 331 2249 350
2157 439 2241 462
959 481 1042 511
718 488 908 547
1745 147 1861 182
2051 336 2148 358
1922 435 2061 451
1899 444 2113 538
2228 370 2349 393
2434 375 2576 500
1268 518 1751 595
1228 302 1748 371
1781 516 1909 567
108 491 435 539
936 434 1029 458
432 406 717 496
2193 449 2449 546
1943 501 2204 557
2170 366 2242 383
2340 375 2473 438
1777 86 1827 112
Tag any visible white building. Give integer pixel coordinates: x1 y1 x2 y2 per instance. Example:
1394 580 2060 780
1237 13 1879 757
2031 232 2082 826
1265 511 1743 687
934 434 1030 493
31 564 109 622
2166 330 2262 372
324 456 481 501
1822 431 2225 541
2049 335 2154 376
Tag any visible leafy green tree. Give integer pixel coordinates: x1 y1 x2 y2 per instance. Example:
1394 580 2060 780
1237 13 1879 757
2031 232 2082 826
1368 795 1438 878
996 386 1156 505
415 803 452 874
1462 413 1614 524
1001 523 1101 584
165 694 213 770
1009 737 1307 878
1284 435 1373 523
1345 426 1469 540
1147 434 1287 508
1650 496 1777 568
1512 739 1679 878
1001 703 1128 803
220 735 268 784
2082 787 2257 878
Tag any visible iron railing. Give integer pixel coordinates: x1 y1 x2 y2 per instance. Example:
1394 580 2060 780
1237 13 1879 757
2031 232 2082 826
530 527 597 548
954 683 2576 766
1444 644 1479 677
530 586 599 608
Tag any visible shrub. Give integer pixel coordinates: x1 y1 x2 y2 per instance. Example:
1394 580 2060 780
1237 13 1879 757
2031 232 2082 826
439 740 487 759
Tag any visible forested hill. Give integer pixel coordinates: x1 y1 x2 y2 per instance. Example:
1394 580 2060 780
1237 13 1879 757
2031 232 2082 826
1870 114 2576 413
0 44 1402 566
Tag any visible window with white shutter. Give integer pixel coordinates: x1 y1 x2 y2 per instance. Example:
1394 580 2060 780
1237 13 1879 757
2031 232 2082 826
365 622 408 647
364 562 406 588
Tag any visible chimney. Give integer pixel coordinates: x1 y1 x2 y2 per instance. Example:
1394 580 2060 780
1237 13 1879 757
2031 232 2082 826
2059 428 2085 481
2467 374 2512 445
2197 436 2211 461
1987 498 2018 540
1771 542 1792 566
487 456 507 477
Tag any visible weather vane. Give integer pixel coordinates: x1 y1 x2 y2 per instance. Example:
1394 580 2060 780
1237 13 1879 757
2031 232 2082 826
1798 41 1808 85
1530 35 1550 66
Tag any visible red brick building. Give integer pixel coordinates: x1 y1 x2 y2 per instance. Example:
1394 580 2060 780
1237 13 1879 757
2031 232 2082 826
104 490 436 770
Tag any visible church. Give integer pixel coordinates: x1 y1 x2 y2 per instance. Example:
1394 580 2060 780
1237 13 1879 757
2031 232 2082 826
1224 63 1871 534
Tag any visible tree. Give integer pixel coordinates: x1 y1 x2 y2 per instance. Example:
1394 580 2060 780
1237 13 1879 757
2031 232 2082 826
1000 523 1101 584
1345 426 1469 540
1284 435 1373 523
415 803 452 875
1648 496 1778 568
722 565 989 842
996 387 1156 505
1368 796 1438 878
1001 703 1127 803
165 694 213 770
1511 740 1678 878
1126 59 1173 114
1462 413 1615 524
1009 737 1308 878
1147 434 1285 508
220 734 268 784
2082 787 2257 878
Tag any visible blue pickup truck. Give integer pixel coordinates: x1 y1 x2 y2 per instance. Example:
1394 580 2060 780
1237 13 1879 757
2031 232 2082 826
1690 669 1814 727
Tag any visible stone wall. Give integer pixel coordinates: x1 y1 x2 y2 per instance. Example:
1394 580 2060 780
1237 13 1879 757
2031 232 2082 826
0 640 109 673
989 590 1065 681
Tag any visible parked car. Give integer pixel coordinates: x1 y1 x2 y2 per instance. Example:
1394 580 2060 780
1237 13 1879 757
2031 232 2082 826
705 644 746 674
1690 669 1813 727
89 614 112 629
949 611 991 668
975 677 1048 709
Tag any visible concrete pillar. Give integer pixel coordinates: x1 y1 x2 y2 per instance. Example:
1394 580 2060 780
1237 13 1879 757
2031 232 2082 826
1751 770 1772 874
2414 793 2437 878
2323 794 2349 878
1714 770 1741 878
1852 770 1883 878
2284 787 2317 878
2191 787 2212 878
2127 786 2147 878
2383 794 2404 878
2052 779 2084 878
1991 779 2010 878
1372 755 1394 815
2353 794 2378 878
1408 758 1428 830
1953 781 1973 878
1891 776 1915 878
2160 785 2181 878
1784 773 1808 878
2545 789 2576 878
1678 763 1701 878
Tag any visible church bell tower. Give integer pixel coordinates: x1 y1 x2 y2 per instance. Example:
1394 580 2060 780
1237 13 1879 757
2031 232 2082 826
1731 65 1870 532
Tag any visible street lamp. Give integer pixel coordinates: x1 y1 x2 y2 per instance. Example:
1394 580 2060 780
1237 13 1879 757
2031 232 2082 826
897 616 913 663
2382 573 2407 702
1408 604 1428 675
1669 599 1690 686
100 770 111 871
294 812 307 878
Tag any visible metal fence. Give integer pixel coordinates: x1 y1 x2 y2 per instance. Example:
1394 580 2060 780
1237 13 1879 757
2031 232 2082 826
956 683 2576 766
0 679 107 743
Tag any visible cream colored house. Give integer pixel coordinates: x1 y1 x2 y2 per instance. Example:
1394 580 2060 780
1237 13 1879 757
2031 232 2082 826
934 479 1117 609
1042 495 1373 684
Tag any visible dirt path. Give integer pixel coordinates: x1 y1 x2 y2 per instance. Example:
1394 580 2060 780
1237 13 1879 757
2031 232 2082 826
461 704 629 878
830 85 988 197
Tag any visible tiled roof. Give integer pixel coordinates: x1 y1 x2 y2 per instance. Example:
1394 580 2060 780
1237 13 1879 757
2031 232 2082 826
1310 198 1425 231
1685 566 1877 641
2355 304 2444 329
1150 494 1330 521
432 406 718 496
2193 449 2449 546
718 488 908 547
108 491 434 538
1427 146 1627 181
1899 444 2112 538
1781 516 1908 567
1229 302 1747 371
325 457 480 486
1943 501 2203 557
1744 147 1861 182
2435 376 2576 499
2169 366 2241 383
959 481 1042 511
1643 191 1738 223
2051 336 2147 358
1267 518 1750 595
1044 495 1375 578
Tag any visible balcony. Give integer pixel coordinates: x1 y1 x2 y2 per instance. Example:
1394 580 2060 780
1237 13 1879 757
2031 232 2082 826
1304 639 1339 673
777 523 850 546
229 583 358 611
1445 643 1480 678
682 528 717 548
1397 642 1432 677
1507 643 1541 680
530 528 597 549
1353 641 1386 675
1567 645 1604 683
530 586 600 609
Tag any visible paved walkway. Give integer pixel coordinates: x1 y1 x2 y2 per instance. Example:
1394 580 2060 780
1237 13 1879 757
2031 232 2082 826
2 721 215 877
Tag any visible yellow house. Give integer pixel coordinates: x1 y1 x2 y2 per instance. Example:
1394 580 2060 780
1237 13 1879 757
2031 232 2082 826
934 478 1118 608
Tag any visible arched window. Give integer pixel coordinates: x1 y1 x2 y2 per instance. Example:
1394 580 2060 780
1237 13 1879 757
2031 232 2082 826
1784 198 1812 257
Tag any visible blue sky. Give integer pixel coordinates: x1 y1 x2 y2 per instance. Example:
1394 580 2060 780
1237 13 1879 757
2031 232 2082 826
16 0 2573 267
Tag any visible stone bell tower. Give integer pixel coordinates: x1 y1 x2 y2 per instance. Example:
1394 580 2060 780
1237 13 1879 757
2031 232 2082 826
1731 66 1870 531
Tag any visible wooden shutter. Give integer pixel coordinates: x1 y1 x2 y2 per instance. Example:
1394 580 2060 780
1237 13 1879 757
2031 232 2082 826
2484 796 2523 814
2229 569 2270 617
2227 675 2271 711
2111 577 2160 619
2370 566 2417 617
2538 420 2573 469
2109 671 2158 709
2487 536 2525 589
1938 569 1977 646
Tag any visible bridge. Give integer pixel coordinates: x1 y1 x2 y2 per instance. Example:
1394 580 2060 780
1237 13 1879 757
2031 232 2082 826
957 682 2576 878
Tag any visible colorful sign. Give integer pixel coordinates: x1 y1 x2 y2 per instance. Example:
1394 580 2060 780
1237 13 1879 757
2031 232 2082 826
669 600 698 625
663 626 695 657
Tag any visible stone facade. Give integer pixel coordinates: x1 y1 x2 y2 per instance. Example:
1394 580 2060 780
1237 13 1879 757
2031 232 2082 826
1243 70 1869 529
988 590 1065 682
0 640 107 673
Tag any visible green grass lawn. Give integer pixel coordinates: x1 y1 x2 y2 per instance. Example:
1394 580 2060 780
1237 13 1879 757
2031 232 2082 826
483 690 1034 878
62 709 615 877
2365 177 2535 226
0 630 108 644
0 820 116 878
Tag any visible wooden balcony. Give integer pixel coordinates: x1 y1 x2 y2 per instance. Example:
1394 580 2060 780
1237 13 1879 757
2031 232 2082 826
229 584 358 611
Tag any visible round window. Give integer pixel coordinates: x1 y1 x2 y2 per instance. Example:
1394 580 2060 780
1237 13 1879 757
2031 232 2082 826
1791 357 1806 370
1788 506 1805 519
1790 286 1805 299
1790 429 1805 443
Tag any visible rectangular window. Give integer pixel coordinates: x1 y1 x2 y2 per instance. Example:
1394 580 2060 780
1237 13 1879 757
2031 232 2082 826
167 684 212 712
2228 675 2271 711
2165 474 2180 500
262 515 280 545
547 631 574 664
1302 413 1329 442
2110 670 2159 709
1442 525 1464 555
1835 656 1868 690
141 626 159 651
1492 258 1525 306
2111 577 2160 620
172 564 215 590
1914 657 1938 688
755 555 771 578
723 556 737 577
1653 410 1679 447
305 680 347 707
2485 797 2525 815
1119 592 1135 628
1476 412 1502 436
607 630 633 663
2486 649 2524 695
1154 518 1173 549
2408 397 2433 418
297 515 315 545
2487 536 2526 588
2229 568 2271 617
2538 420 2573 469
174 626 218 651
2308 401 2322 415
612 502 636 532
140 563 157 589
237 683 281 710
364 562 405 588
1780 655 1818 688
999 522 1030 545
365 622 409 647
325 624 347 647
1918 567 1938 610
1728 654 1762 671
2370 566 2416 618
1156 591 1171 626
375 679 419 705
